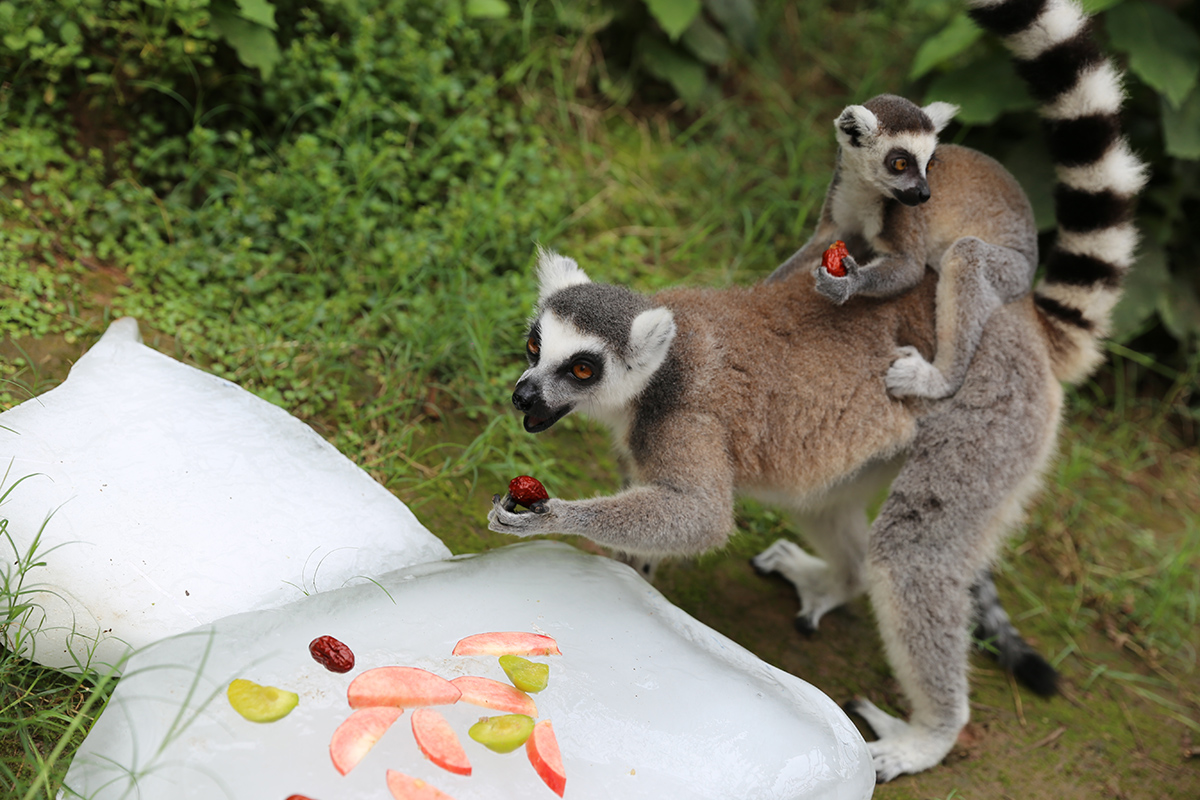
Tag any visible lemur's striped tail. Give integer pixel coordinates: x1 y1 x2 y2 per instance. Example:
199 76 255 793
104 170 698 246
967 0 1148 384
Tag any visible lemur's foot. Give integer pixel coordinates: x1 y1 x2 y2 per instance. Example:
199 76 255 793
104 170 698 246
844 698 960 783
886 346 953 399
812 254 860 305
751 539 857 632
487 494 558 537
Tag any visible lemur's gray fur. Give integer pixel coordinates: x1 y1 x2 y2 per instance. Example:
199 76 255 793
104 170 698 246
769 94 1039 402
488 0 1144 782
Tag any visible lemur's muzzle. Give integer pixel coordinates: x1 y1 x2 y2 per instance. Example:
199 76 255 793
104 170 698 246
892 180 931 207
512 378 571 433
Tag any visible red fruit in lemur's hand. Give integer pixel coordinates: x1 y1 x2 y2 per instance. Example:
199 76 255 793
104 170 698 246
508 476 549 508
822 240 849 277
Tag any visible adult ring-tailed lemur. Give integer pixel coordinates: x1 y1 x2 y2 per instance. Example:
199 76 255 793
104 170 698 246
488 0 1144 782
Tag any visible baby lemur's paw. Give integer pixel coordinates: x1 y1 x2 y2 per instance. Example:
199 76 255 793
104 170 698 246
813 255 859 305
886 346 952 399
487 494 558 537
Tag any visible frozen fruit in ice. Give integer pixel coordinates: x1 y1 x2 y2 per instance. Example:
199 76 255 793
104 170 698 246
385 771 456 800
329 706 403 775
226 678 298 723
499 655 549 693
507 476 549 507
347 666 461 709
526 719 566 797
821 240 850 277
451 632 561 657
411 708 472 776
451 675 537 716
468 714 535 754
309 635 355 673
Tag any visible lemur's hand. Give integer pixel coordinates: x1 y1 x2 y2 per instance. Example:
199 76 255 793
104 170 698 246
487 494 559 537
813 254 859 305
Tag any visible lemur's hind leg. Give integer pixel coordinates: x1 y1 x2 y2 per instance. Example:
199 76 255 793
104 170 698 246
852 308 1060 782
752 504 869 634
887 236 1035 399
752 458 902 633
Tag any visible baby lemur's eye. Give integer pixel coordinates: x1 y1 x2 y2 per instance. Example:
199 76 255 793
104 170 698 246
572 362 593 380
890 157 908 172
527 338 540 355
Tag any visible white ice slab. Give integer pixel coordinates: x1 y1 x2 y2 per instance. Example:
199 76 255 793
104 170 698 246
0 318 450 672
61 541 873 800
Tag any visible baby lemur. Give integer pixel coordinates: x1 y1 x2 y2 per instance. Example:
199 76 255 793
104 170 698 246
769 94 1038 401
489 0 1144 783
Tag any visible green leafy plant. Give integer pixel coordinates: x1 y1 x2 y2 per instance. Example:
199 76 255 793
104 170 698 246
907 0 1200 354
561 0 758 104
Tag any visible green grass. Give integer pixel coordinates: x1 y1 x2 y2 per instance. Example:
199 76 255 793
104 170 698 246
2 0 1199 797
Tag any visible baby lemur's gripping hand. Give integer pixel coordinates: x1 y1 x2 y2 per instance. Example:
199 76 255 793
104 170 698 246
813 250 861 305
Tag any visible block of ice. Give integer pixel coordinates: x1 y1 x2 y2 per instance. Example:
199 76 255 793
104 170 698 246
62 541 873 800
0 318 450 672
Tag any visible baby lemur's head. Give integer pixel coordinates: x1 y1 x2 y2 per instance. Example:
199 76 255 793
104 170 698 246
834 94 958 207
511 250 676 433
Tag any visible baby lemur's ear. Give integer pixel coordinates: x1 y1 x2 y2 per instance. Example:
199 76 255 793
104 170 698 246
536 247 590 305
835 105 879 148
922 101 959 134
625 307 676 372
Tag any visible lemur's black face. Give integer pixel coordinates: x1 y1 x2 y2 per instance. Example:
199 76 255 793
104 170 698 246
885 148 931 206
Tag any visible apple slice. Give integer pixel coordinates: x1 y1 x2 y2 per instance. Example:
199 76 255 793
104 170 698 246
526 719 566 797
412 708 471 776
347 666 461 709
226 678 299 723
451 676 537 717
329 706 403 775
385 770 456 800
451 632 561 657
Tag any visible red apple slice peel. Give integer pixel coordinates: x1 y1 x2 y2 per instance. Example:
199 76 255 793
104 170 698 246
451 632 561 657
329 706 403 775
411 707 472 776
385 770 457 800
526 719 566 797
347 666 461 709
451 675 538 717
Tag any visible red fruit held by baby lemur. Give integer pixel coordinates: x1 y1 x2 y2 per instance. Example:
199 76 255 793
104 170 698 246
508 476 549 507
822 240 849 277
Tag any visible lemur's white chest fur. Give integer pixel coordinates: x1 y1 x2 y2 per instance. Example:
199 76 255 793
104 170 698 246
830 173 886 241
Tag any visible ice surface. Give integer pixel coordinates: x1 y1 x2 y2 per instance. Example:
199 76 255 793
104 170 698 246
0 318 450 672
62 541 874 800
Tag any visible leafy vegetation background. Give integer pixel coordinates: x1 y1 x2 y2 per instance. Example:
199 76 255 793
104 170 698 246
1 0 1197 797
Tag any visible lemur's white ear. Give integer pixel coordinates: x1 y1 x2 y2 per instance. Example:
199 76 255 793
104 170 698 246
536 247 590 305
626 306 677 371
835 105 879 147
922 101 959 134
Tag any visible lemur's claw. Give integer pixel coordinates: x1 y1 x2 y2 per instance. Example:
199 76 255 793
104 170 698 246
487 495 556 536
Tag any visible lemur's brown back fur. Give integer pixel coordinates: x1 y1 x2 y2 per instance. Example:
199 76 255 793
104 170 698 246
640 272 939 498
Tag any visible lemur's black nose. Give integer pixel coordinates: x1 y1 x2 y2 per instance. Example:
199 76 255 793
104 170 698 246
512 380 538 413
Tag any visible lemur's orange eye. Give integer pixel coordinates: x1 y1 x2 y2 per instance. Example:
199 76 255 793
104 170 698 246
891 157 908 172
572 363 593 380
527 338 539 355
